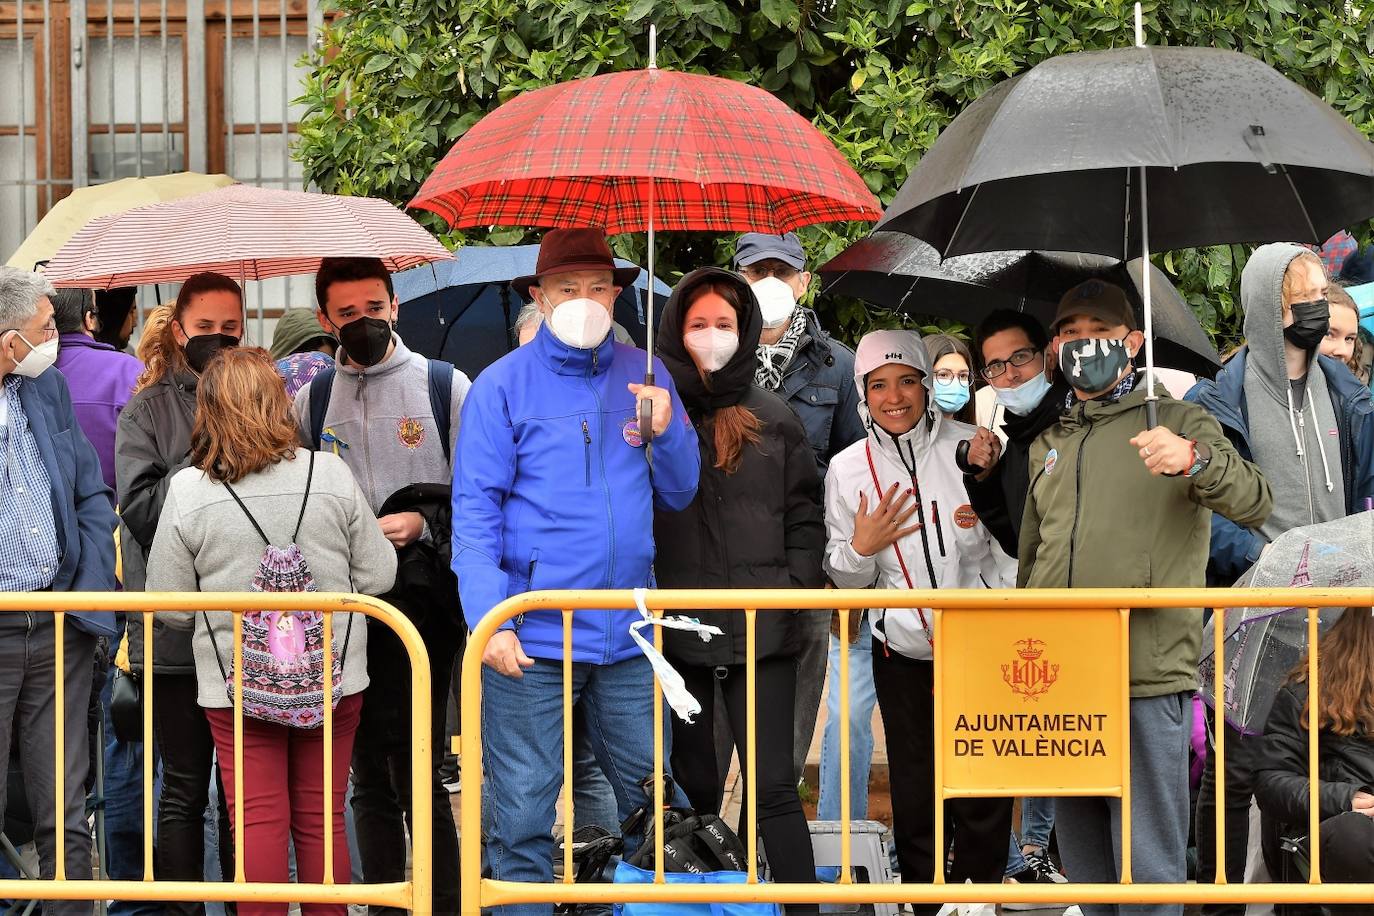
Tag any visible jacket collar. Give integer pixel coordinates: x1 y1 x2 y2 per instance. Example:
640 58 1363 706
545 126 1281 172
58 332 117 353
337 333 412 379
865 408 940 475
530 321 616 377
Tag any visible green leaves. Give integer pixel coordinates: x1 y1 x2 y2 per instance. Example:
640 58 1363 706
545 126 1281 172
295 0 1374 348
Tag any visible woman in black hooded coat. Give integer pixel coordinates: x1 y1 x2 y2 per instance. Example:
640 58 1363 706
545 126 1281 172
654 267 823 892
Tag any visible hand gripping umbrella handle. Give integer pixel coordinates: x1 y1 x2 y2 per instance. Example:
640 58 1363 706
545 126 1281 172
639 369 656 447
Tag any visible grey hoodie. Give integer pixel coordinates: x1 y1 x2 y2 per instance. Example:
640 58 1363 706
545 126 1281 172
293 334 470 515
1239 243 1345 538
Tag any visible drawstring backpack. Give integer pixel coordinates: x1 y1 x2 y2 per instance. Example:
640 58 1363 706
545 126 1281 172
204 450 352 728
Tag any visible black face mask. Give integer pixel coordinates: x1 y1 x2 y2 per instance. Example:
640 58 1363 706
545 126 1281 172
335 316 393 368
1283 298 1330 352
183 333 240 374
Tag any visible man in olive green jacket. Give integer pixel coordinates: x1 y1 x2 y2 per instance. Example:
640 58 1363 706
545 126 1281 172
1018 280 1272 916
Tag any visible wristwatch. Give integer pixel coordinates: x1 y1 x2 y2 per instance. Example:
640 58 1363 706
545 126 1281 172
1183 440 1211 478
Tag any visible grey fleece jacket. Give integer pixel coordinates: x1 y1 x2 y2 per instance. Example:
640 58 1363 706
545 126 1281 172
147 449 398 709
1240 243 1345 538
293 334 470 515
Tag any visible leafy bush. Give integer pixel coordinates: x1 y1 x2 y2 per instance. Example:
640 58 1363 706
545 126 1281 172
296 0 1374 349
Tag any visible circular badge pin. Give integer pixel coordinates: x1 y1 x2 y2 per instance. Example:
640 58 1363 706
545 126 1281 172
1044 448 1058 476
953 504 979 529
622 418 644 448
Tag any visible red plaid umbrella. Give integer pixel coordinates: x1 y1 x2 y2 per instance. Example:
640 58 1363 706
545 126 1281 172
45 184 452 289
408 68 880 232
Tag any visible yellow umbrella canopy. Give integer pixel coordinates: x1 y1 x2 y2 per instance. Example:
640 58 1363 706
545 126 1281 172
7 172 236 271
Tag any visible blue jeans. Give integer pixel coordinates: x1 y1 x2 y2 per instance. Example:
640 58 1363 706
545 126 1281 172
817 617 876 822
1020 796 1055 850
482 655 677 916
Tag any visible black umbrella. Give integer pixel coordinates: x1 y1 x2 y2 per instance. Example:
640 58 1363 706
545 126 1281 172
878 40 1374 424
819 233 1222 379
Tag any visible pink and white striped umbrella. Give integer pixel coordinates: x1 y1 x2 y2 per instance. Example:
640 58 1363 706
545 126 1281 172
44 184 452 289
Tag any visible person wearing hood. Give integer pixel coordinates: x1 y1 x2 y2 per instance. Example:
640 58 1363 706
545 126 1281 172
453 228 700 916
734 231 866 786
1019 280 1273 916
271 306 338 398
823 328 1011 905
1185 244 1374 912
292 256 471 914
115 270 245 911
653 267 824 896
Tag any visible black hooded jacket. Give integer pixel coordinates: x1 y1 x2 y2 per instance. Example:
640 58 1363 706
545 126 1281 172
652 268 825 667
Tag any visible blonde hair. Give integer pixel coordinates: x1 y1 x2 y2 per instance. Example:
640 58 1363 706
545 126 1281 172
189 348 300 484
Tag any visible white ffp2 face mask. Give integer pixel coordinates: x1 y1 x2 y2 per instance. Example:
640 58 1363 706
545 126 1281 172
546 297 612 350
750 276 797 328
6 332 58 379
683 327 739 373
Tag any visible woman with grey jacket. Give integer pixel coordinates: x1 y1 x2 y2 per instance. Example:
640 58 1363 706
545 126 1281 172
148 348 395 915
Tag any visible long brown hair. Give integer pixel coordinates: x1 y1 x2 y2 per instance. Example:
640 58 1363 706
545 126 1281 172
134 272 243 393
1290 606 1374 736
685 280 762 475
189 348 300 483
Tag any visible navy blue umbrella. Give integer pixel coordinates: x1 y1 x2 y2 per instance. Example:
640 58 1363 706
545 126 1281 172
392 244 673 378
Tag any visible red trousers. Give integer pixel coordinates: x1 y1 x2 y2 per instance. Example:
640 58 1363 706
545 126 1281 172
206 692 363 916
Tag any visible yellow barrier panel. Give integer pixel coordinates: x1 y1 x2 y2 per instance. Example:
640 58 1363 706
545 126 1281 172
460 587 1373 914
0 592 432 913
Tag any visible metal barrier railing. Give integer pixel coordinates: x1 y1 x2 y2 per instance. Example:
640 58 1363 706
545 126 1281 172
0 592 432 913
460 587 1374 912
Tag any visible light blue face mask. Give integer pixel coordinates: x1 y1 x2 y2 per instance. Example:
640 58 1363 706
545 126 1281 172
994 372 1052 416
933 378 970 414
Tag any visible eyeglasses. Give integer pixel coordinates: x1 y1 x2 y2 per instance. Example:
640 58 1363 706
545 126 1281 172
934 368 971 385
2 323 57 343
981 346 1041 380
741 264 800 283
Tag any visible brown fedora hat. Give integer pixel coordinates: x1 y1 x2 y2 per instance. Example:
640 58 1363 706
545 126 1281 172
512 228 641 300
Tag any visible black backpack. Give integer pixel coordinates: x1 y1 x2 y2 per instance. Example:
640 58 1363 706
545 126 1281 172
306 359 455 462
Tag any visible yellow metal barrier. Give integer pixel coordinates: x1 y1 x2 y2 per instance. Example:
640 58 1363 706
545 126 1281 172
460 587 1373 913
0 592 432 913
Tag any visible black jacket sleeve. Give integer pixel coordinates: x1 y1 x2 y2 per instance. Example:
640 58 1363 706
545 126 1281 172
1253 687 1362 827
964 463 1017 558
115 399 191 550
783 416 826 589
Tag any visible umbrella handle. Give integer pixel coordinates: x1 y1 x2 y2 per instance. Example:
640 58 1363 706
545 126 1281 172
639 369 657 446
1145 398 1158 430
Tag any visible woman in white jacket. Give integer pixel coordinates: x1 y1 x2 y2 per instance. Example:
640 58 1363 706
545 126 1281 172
823 330 1012 909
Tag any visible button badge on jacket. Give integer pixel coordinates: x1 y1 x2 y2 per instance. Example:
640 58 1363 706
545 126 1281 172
621 417 644 448
397 416 426 449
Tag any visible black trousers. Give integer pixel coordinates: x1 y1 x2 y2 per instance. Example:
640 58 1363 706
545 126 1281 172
351 622 461 915
871 641 1011 915
153 673 234 916
671 658 818 891
1194 715 1259 916
1265 810 1374 916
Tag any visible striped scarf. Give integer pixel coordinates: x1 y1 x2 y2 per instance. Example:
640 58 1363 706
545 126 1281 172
754 309 808 391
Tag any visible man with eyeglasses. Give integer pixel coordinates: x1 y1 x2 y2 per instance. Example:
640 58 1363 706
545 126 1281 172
0 266 118 913
960 310 1070 559
733 232 865 787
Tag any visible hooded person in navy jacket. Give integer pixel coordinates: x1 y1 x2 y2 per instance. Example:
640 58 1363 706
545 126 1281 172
453 229 700 914
0 266 118 914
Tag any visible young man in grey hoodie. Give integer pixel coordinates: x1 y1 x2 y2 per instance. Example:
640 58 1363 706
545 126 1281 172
1187 242 1374 913
294 256 472 915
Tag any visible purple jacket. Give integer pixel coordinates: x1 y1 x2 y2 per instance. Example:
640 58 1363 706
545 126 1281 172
55 333 143 495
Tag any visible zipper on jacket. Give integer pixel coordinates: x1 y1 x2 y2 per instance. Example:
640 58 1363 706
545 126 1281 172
930 500 946 556
355 372 378 504
1298 411 1315 525
1066 410 1094 588
582 419 592 486
584 361 616 664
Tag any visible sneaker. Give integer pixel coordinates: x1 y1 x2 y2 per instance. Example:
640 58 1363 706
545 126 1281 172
1024 848 1067 883
1002 866 1067 911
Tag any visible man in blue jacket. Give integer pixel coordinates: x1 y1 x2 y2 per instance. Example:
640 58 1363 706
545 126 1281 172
454 229 699 914
1186 243 1374 913
0 267 118 912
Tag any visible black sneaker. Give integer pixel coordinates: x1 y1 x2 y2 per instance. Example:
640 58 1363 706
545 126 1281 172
1003 856 1069 911
1024 848 1067 884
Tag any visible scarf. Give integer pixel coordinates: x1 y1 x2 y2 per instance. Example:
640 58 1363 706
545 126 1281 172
754 308 807 391
1064 368 1137 411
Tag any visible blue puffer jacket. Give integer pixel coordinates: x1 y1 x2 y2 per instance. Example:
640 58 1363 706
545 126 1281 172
1186 348 1374 584
452 323 700 664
